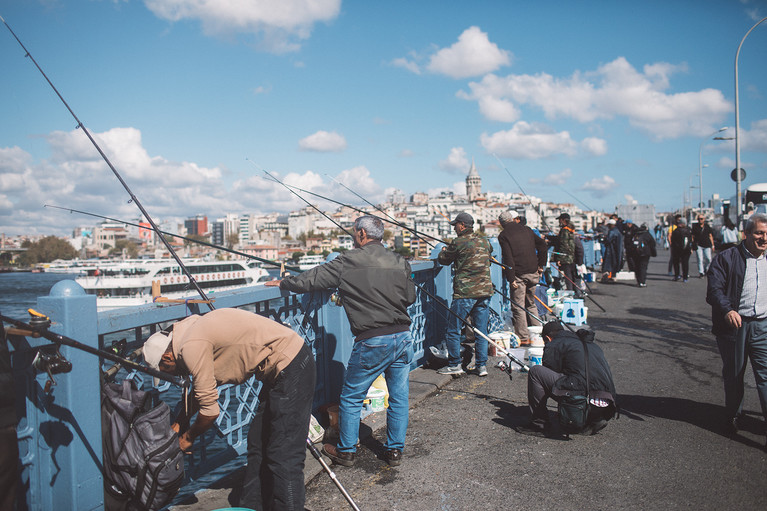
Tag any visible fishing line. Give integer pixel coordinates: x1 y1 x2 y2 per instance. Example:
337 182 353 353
492 153 554 233
1 16 212 309
44 205 303 274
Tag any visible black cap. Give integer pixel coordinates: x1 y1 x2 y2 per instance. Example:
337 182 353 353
556 213 570 221
450 212 474 226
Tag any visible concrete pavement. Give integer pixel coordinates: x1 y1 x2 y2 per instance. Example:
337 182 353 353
174 250 767 510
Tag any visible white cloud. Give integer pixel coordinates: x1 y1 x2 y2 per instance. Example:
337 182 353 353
398 149 415 157
439 147 470 173
544 168 572 186
742 119 767 152
0 127 236 235
461 57 731 139
480 121 579 159
581 175 618 197
298 130 347 152
144 0 341 53
391 56 421 75
581 137 608 156
426 26 511 79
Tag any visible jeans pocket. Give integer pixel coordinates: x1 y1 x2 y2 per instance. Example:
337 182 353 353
358 341 389 370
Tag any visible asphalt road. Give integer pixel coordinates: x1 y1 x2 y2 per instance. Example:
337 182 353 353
302 250 767 511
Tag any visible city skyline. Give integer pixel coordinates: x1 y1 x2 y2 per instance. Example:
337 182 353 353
1 1 766 236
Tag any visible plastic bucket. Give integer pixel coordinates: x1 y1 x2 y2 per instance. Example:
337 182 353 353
488 331 511 355
527 347 544 366
366 388 386 412
528 325 544 346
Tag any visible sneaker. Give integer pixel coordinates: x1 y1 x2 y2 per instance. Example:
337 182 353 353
683 279 688 283
476 365 488 377
384 448 402 467
673 276 680 281
638 283 647 287
437 365 465 376
322 444 355 467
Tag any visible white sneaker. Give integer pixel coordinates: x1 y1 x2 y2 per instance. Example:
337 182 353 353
477 365 488 377
437 365 464 376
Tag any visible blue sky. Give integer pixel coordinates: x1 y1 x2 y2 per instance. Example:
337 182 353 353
1 0 766 236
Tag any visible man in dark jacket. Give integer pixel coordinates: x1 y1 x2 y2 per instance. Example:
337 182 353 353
517 322 617 436
630 223 657 287
552 213 576 290
706 213 767 444
437 212 493 376
671 218 693 282
693 214 715 277
267 215 416 467
601 218 623 282
498 210 547 345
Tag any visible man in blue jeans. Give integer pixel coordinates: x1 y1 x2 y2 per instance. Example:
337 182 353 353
436 212 494 377
267 215 416 467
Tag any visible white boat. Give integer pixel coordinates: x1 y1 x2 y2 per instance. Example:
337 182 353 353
75 259 269 310
297 254 325 271
39 259 101 274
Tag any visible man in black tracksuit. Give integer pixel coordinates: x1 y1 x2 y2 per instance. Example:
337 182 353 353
518 322 617 436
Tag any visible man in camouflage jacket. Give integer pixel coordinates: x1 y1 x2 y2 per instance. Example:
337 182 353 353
553 212 577 291
436 212 494 376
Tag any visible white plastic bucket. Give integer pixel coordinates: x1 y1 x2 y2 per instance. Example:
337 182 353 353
527 346 544 366
366 388 386 412
528 325 544 346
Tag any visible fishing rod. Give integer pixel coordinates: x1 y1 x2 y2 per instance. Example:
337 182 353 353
492 153 554 234
559 186 597 212
1 16 212 310
546 262 607 312
1 309 187 388
44 204 303 274
261 175 530 371
305 439 361 511
248 161 356 239
325 174 436 248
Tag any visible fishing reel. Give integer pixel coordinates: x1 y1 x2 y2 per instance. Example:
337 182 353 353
32 345 72 394
329 291 343 307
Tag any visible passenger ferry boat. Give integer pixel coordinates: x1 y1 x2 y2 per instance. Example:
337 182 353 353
74 259 269 310
297 254 325 271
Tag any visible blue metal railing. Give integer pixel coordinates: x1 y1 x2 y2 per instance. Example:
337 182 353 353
8 240 509 510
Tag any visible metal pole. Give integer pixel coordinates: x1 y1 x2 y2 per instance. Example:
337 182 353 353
698 127 728 213
734 17 767 224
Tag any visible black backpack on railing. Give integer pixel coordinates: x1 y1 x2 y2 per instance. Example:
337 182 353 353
101 379 185 511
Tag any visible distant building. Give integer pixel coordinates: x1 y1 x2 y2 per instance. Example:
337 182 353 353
615 204 656 229
466 159 482 201
184 215 208 236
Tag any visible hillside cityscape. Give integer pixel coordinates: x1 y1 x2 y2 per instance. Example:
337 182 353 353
0 163 748 269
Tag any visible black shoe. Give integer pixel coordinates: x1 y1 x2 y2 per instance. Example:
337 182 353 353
723 416 740 436
384 448 402 467
588 419 608 435
322 444 356 467
515 420 549 437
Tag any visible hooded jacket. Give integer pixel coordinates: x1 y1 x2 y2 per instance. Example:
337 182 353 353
543 329 617 404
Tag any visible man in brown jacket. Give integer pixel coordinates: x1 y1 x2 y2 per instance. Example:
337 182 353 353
143 308 315 511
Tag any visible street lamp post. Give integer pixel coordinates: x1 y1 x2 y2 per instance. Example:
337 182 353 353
734 16 767 223
698 127 729 213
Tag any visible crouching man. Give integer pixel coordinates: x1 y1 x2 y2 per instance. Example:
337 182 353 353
517 321 617 436
142 308 315 511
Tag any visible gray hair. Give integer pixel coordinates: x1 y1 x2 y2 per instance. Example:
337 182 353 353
498 211 517 226
353 215 384 240
745 213 767 234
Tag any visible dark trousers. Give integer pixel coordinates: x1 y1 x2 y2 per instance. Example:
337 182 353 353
715 317 767 422
0 425 18 511
633 256 650 284
672 250 691 279
527 365 564 423
560 263 577 290
240 343 316 511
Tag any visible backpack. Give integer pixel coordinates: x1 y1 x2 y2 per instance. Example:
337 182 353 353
101 379 185 511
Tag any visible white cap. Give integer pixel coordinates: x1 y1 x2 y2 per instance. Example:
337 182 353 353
143 330 172 370
607 219 616 225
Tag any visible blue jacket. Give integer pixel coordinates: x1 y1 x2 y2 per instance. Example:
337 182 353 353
706 243 747 337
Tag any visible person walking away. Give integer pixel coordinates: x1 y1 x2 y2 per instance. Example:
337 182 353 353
720 216 740 251
436 212 494 376
667 214 682 274
693 215 715 277
630 223 657 287
498 210 548 346
142 308 315 511
670 218 693 282
267 215 415 468
600 219 623 282
553 213 577 290
706 213 767 449
516 321 617 436
622 220 638 272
